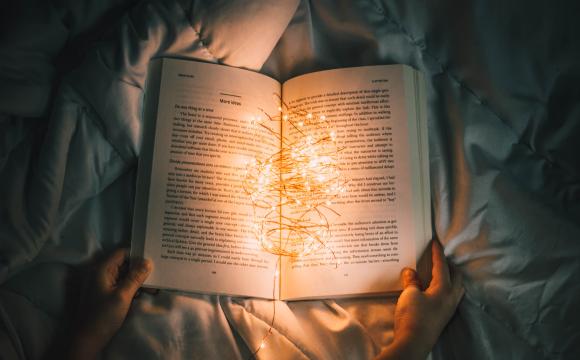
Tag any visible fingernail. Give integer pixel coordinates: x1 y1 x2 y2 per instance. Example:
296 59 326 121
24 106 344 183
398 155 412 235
139 259 152 273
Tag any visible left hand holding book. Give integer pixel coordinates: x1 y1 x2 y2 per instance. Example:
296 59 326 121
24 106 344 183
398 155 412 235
46 249 152 360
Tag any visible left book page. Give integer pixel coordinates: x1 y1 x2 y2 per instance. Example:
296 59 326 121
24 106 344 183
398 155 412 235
132 58 281 298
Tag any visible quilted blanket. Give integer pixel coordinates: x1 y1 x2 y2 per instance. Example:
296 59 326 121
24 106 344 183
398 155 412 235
1 0 579 359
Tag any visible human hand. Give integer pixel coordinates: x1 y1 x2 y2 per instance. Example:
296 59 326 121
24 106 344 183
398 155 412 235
68 249 152 359
376 240 465 360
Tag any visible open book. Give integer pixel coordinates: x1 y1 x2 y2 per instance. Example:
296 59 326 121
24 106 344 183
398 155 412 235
131 58 430 300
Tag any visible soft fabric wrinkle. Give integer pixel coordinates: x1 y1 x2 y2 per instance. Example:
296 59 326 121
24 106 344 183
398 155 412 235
38 169 136 266
69 0 213 159
51 0 139 38
0 0 136 117
188 0 300 70
364 2 427 72
363 13 421 69
470 173 580 356
1 0 580 359
506 280 544 325
0 84 136 280
444 206 488 258
230 296 378 359
0 297 25 360
58 112 119 210
530 70 580 176
335 298 394 352
309 0 380 67
109 293 245 359
434 295 546 360
0 109 74 278
505 144 580 221
0 118 33 170
434 81 472 245
67 59 145 161
224 298 311 360
376 1 534 150
2 262 70 320
0 1 68 116
261 1 317 82
231 298 311 352
110 1 198 84
0 290 55 360
315 300 350 332
289 300 375 359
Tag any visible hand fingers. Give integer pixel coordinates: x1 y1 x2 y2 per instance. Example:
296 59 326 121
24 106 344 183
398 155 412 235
401 267 422 290
429 240 451 291
96 248 129 291
117 259 152 301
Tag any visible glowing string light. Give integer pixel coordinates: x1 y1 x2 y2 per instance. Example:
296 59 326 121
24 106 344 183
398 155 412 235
244 100 348 259
244 96 348 358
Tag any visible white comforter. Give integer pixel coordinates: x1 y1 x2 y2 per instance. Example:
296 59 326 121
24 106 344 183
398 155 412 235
1 0 579 359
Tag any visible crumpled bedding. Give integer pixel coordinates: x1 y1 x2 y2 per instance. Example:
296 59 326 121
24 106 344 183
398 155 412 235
1 0 579 359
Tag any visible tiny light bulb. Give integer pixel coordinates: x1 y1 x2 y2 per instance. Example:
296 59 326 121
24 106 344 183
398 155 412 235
298 121 304 127
260 342 266 349
306 113 313 119
320 115 326 120
278 106 282 111
283 114 288 121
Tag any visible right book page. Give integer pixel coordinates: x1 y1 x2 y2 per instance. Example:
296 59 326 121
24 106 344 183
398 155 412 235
280 65 431 300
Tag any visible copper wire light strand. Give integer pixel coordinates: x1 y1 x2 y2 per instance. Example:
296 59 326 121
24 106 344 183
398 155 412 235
243 97 348 261
244 97 348 357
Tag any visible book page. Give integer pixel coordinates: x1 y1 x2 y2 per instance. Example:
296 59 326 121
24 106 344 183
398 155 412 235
280 65 430 300
134 58 281 298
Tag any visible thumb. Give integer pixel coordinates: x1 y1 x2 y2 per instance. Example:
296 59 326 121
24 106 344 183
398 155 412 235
117 259 152 300
401 267 422 290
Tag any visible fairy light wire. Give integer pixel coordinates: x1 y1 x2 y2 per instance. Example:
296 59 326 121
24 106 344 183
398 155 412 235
244 100 348 259
244 97 348 358
248 257 279 359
